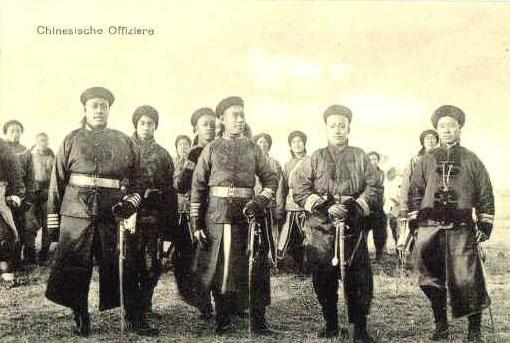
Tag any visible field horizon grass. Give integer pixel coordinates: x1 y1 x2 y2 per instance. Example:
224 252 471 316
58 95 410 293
1 222 509 343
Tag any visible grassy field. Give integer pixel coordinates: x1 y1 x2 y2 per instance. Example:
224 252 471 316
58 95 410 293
1 224 509 343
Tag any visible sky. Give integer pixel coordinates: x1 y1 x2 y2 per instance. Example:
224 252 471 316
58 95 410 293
1 1 509 195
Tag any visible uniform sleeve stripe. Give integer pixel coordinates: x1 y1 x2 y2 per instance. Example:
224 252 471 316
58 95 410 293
190 203 200 217
356 198 370 217
259 188 274 200
304 194 322 213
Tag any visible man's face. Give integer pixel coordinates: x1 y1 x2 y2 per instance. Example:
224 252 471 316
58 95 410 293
36 134 49 149
290 136 305 155
256 137 271 155
196 114 216 143
368 154 380 167
221 105 245 135
5 124 22 143
326 114 349 146
176 138 191 157
136 115 156 140
84 98 109 128
437 116 461 145
423 134 438 152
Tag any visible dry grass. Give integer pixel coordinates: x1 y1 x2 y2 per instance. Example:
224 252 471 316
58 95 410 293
1 225 509 343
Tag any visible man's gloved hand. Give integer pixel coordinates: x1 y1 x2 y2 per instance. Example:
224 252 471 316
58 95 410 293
243 195 268 217
476 222 492 243
112 193 141 219
328 203 349 221
20 200 32 212
190 216 207 249
5 195 21 209
47 214 60 242
187 146 203 163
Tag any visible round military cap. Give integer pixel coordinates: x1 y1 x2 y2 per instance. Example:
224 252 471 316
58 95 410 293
80 86 115 106
175 134 191 148
215 96 244 117
190 107 215 127
419 129 439 146
288 130 307 146
132 105 159 129
431 105 465 128
367 151 381 161
323 104 352 123
253 132 272 149
3 120 24 134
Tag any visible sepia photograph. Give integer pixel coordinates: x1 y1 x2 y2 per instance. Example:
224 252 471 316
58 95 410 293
0 1 509 342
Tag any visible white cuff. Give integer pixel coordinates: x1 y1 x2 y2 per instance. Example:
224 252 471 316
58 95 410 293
304 194 323 213
356 198 370 217
259 188 274 200
124 193 142 208
6 195 21 207
478 213 494 225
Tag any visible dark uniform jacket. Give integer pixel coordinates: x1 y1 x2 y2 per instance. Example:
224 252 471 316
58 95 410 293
174 155 190 214
131 133 176 239
0 139 23 197
292 144 382 266
192 137 278 224
408 143 494 229
47 128 141 219
7 142 34 203
190 136 278 296
31 147 55 196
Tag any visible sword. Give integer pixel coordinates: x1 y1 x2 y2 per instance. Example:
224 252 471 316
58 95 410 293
118 219 126 333
245 212 258 339
118 213 137 333
473 232 496 334
330 194 354 342
395 217 409 296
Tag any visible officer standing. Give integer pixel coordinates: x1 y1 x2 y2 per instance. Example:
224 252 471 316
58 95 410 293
367 151 387 261
190 96 278 334
173 107 216 318
0 137 23 283
27 132 55 264
292 105 381 342
407 105 494 342
45 87 143 336
127 105 177 335
3 120 35 267
276 130 309 274
253 132 284 247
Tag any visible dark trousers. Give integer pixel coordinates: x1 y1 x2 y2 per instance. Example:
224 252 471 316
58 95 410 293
123 226 162 317
26 195 50 258
369 210 387 256
312 267 369 329
46 216 120 312
12 208 29 267
174 213 213 314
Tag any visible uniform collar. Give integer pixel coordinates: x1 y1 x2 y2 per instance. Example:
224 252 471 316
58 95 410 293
132 132 155 145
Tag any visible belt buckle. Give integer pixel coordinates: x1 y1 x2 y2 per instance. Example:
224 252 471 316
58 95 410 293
228 185 235 197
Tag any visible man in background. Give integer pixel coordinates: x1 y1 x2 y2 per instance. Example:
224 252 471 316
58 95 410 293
3 120 35 267
27 132 55 264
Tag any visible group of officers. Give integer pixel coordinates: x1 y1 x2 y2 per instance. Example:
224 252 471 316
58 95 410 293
0 86 495 342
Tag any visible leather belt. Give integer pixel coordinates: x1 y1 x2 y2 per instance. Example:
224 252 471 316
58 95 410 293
210 186 253 199
69 173 120 189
